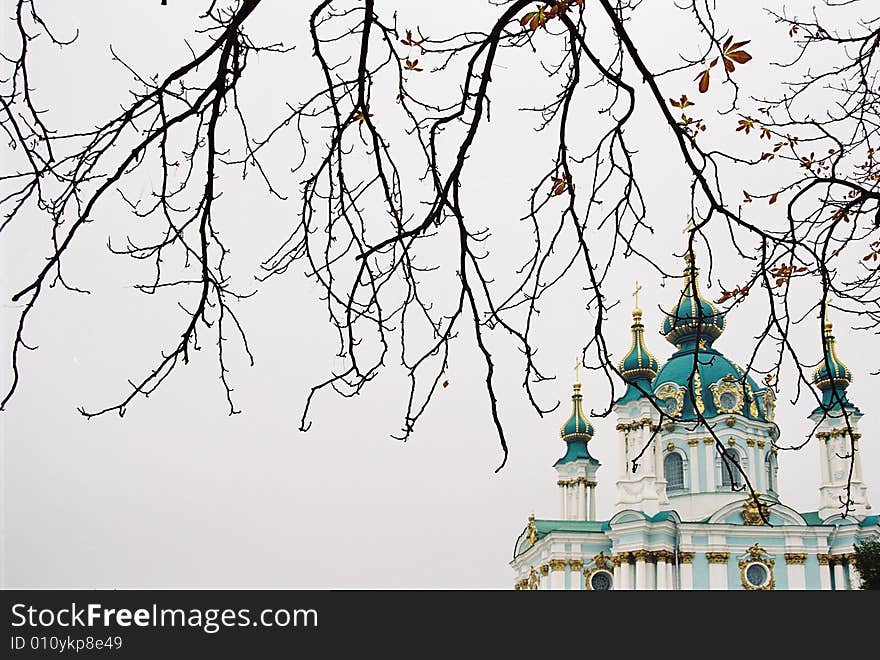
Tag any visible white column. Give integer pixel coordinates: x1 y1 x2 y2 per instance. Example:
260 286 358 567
853 440 864 481
833 560 847 590
619 434 627 480
679 558 694 590
588 485 597 521
704 440 716 491
656 555 668 590
708 555 728 590
635 552 648 591
559 485 566 519
667 558 675 590
819 558 832 590
786 557 807 590
849 560 861 590
612 560 622 590
820 438 831 484
688 441 699 493
619 556 632 590
576 480 585 520
752 442 763 491
550 563 566 590
646 558 656 591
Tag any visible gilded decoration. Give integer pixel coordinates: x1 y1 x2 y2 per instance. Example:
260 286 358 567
526 513 538 546
527 567 540 590
633 549 651 562
817 553 831 566
711 376 744 415
593 552 612 571
703 437 714 445
549 559 567 572
727 438 736 446
539 564 549 576
667 441 676 451
738 544 775 590
655 383 684 418
756 439 766 449
678 551 695 564
687 438 699 447
725 416 736 427
763 389 776 422
784 552 807 565
569 559 584 571
746 438 756 447
616 418 656 433
706 552 730 564
741 493 770 525
693 370 705 414
619 551 634 564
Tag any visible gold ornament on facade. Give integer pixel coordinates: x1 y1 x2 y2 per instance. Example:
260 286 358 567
693 370 706 414
593 552 612 571
711 376 744 414
633 549 651 562
655 383 684 417
619 551 634 564
746 438 756 447
706 552 731 564
678 551 695 564
539 564 550 576
549 559 567 572
817 553 831 566
688 438 699 447
526 513 538 546
756 439 766 449
527 567 540 590
738 544 775 590
569 559 584 571
741 493 770 525
703 437 714 445
725 416 736 427
783 552 807 565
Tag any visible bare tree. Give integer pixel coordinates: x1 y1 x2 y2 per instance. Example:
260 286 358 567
2 0 878 518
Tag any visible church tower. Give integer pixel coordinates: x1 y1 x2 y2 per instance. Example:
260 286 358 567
810 311 872 520
554 370 600 521
613 287 664 515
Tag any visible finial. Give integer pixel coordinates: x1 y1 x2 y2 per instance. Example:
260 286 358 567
822 296 833 333
574 355 581 388
632 280 643 316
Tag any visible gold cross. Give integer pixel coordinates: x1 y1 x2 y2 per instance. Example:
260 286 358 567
633 281 642 308
574 355 581 384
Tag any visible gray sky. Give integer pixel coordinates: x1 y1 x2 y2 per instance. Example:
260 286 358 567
1 0 877 588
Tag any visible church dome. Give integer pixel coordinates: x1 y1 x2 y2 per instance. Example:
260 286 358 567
620 307 659 383
555 380 598 466
560 381 595 440
812 318 852 392
661 254 726 347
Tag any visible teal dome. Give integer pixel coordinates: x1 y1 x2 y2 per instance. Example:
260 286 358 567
813 319 852 391
620 307 659 383
661 256 726 347
652 346 770 422
555 381 598 466
560 382 595 440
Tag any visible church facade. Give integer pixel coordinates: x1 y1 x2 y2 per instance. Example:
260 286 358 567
511 256 878 590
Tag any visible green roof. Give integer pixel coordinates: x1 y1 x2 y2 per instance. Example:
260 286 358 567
534 519 610 538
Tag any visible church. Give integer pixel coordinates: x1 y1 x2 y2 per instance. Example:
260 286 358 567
511 254 878 590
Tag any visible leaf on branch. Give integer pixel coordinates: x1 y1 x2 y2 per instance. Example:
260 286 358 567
670 95 694 109
743 190 752 203
789 24 799 38
401 29 427 48
715 284 750 304
736 117 755 134
551 176 568 196
353 108 373 123
404 58 423 72
769 191 778 204
722 36 752 71
442 380 450 388
769 263 807 287
696 69 710 93
520 6 548 32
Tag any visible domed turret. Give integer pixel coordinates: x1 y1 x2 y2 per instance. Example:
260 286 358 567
661 253 726 347
620 305 659 384
813 313 853 407
555 375 597 466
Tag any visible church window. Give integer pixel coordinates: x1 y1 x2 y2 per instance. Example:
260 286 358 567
744 562 769 588
765 453 777 493
664 453 685 491
590 571 613 590
721 448 742 489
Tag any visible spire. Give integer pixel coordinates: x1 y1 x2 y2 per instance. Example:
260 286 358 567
812 305 853 401
555 371 597 466
661 252 726 348
620 283 659 384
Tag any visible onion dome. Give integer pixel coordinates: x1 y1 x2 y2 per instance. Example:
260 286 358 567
560 381 595 441
813 316 853 393
620 306 659 384
555 379 598 466
661 254 726 347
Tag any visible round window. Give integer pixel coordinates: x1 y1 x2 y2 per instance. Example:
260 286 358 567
745 562 769 588
590 571 613 591
719 391 739 411
661 396 678 414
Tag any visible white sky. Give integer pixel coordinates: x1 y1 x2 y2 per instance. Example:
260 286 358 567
1 0 877 588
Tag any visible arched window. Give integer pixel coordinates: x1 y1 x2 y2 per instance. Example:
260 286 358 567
765 453 777 493
664 453 685 491
721 448 742 489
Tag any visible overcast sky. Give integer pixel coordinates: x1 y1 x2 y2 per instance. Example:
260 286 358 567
2 0 877 588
